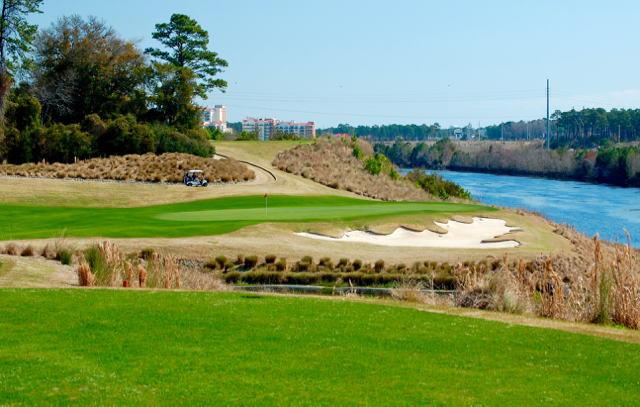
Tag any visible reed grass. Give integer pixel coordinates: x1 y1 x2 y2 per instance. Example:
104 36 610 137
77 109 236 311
0 153 255 184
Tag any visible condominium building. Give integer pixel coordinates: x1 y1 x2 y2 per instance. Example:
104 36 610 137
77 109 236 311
242 117 316 140
242 117 278 141
201 105 229 132
274 121 316 139
201 105 226 123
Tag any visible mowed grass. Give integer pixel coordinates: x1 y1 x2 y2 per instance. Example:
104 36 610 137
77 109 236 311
0 195 488 240
1 289 639 405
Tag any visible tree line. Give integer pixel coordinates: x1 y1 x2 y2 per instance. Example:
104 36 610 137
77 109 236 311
0 2 226 164
321 123 448 142
375 138 640 187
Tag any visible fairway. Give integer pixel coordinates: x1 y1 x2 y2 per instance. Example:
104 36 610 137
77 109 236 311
1 289 639 405
0 195 489 240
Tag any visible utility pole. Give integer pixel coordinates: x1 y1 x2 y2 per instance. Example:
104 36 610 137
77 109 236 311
546 79 550 151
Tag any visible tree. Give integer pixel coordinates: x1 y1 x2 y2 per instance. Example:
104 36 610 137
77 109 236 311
145 14 227 99
33 15 147 124
0 0 42 136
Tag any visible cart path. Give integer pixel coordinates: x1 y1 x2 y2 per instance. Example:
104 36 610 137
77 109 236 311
215 154 277 186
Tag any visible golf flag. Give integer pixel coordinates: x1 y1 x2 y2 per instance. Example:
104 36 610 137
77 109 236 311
264 194 268 216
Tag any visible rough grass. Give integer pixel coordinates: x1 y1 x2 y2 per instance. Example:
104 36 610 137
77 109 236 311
0 195 487 240
272 138 435 201
0 152 254 184
1 288 639 405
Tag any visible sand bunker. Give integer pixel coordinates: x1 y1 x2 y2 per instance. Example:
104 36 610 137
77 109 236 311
296 217 520 249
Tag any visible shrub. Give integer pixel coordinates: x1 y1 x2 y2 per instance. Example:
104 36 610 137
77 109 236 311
297 261 310 272
236 254 244 264
224 261 235 271
42 244 56 260
140 248 154 260
215 255 227 268
20 245 35 257
353 259 363 271
374 259 385 273
265 254 277 264
275 259 287 271
5 243 19 256
397 263 407 273
319 257 333 269
58 250 73 265
203 260 218 270
302 255 313 265
245 255 258 269
223 272 241 284
338 258 349 267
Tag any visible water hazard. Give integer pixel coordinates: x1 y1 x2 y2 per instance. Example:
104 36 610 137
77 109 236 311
400 169 640 248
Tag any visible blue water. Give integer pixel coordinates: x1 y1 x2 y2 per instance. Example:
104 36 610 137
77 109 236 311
400 169 640 247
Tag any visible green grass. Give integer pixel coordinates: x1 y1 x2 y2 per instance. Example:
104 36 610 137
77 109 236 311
1 289 639 405
0 195 489 240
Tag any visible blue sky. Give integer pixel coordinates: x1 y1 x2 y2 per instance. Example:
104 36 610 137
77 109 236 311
32 1 640 128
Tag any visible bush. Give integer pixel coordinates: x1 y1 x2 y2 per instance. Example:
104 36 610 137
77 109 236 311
301 255 313 265
215 255 227 268
319 257 333 269
374 260 385 273
42 244 56 260
5 243 19 256
245 255 258 269
20 245 35 257
224 261 235 271
265 254 277 264
352 259 363 271
58 250 73 265
236 254 244 264
224 272 241 284
338 258 349 267
297 261 310 272
203 260 218 270
140 248 154 260
275 259 287 271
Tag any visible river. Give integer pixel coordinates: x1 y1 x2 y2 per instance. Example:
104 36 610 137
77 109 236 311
400 169 640 248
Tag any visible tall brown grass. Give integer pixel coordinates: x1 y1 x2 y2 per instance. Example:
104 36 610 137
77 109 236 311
454 229 640 329
78 241 226 292
0 153 255 184
77 261 94 287
272 138 434 202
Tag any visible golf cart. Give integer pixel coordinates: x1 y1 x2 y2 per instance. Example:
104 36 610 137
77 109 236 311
183 170 208 187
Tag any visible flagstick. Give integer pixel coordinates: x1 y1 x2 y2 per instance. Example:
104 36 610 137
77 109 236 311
265 195 268 217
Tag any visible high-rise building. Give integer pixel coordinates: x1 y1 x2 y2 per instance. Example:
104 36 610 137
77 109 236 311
201 105 228 132
242 118 278 141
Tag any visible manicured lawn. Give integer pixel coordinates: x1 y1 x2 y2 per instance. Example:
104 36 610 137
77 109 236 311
0 289 639 405
0 195 488 240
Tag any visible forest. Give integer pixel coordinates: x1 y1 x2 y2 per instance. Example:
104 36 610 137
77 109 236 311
0 5 225 164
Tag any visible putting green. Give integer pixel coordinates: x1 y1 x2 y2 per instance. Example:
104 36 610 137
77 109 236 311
0 195 492 240
157 203 467 222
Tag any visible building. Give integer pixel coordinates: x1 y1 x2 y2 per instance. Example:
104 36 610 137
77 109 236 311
274 120 316 139
201 105 229 133
242 117 278 141
201 105 226 123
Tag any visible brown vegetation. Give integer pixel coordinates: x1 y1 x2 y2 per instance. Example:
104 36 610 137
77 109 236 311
0 152 254 184
272 138 432 201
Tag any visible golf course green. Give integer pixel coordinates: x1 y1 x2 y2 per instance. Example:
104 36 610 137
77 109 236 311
1 289 638 405
0 195 489 240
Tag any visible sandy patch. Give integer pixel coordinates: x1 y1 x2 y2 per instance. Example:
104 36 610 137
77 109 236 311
296 217 520 249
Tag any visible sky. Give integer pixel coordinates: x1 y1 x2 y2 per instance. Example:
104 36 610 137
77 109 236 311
30 0 640 128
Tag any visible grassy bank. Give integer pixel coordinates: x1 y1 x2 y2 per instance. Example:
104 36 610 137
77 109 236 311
1 289 639 404
0 195 487 240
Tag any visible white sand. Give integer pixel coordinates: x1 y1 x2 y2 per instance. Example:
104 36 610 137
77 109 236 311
296 217 520 249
